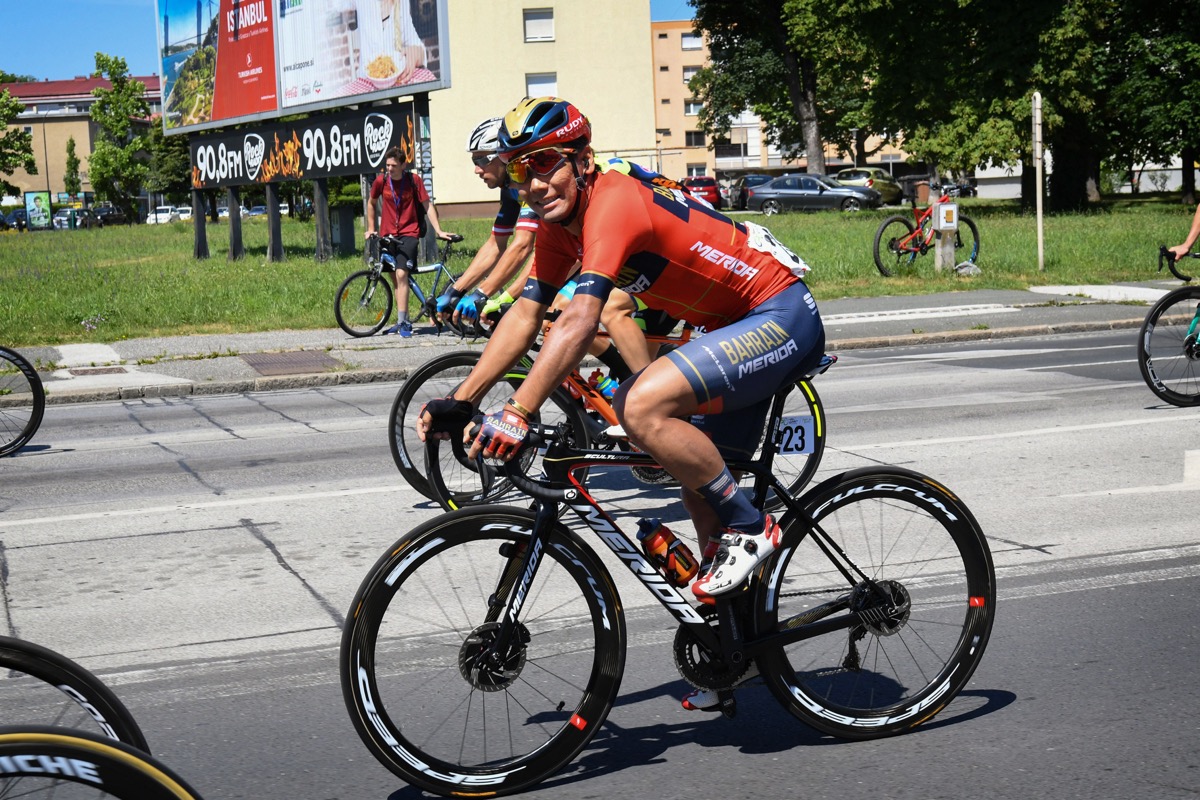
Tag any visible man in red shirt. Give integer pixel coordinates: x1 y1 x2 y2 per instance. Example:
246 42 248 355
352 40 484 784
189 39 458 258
364 146 456 336
418 97 826 677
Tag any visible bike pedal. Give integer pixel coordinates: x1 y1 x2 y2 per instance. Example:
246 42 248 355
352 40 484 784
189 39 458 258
718 690 737 719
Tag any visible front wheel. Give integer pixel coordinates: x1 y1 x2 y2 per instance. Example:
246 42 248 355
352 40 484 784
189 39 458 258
1137 285 1200 406
742 378 827 512
955 214 981 264
755 467 995 739
872 215 917 277
840 197 862 212
761 199 782 216
0 347 45 458
334 270 393 337
341 508 626 797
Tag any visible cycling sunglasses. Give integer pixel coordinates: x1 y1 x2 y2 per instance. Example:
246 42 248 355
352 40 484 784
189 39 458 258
505 147 576 184
471 153 498 168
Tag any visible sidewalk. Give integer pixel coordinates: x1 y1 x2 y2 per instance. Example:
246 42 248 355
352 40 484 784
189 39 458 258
21 282 1173 405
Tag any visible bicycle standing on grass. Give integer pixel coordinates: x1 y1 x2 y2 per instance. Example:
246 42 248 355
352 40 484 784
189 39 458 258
1137 247 1200 405
873 182 980 276
334 233 464 337
0 345 45 457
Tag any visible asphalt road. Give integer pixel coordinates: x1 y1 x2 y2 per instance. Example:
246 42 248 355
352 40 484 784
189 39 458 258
1 328 1198 799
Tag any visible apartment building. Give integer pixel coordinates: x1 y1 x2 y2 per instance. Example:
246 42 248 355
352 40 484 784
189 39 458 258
0 76 162 205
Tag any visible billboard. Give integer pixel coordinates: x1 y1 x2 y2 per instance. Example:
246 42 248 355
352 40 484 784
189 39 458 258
156 0 449 135
189 103 417 188
24 192 52 231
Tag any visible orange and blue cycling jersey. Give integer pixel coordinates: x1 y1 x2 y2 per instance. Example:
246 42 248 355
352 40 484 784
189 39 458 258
524 169 802 332
494 186 540 239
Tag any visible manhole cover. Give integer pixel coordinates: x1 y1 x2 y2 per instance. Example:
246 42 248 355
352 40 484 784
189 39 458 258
242 351 343 376
68 366 127 376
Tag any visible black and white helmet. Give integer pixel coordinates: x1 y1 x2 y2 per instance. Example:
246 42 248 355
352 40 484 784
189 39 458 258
466 117 503 153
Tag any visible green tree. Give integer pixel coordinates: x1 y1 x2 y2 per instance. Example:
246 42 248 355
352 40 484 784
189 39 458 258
87 53 150 220
0 89 36 198
145 123 192 204
64 136 81 198
0 71 35 84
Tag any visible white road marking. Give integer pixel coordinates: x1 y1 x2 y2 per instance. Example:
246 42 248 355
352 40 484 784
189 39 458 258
824 304 1018 325
1064 450 1200 496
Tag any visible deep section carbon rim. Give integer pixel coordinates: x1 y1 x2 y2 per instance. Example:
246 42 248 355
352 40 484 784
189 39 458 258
341 509 625 796
0 346 44 457
1137 286 1200 406
756 467 995 739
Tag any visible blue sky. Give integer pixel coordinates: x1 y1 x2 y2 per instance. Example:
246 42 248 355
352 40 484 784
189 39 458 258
0 0 696 81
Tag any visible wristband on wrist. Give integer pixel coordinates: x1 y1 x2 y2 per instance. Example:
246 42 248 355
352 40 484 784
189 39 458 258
506 397 535 419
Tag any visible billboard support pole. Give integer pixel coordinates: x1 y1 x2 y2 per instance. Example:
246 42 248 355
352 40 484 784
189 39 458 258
192 189 210 259
228 187 245 261
313 178 332 261
266 183 284 261
413 93 435 263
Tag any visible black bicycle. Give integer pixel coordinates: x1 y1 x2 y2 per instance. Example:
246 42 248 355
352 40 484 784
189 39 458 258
334 234 465 337
0 345 45 457
342 380 996 797
1137 251 1200 405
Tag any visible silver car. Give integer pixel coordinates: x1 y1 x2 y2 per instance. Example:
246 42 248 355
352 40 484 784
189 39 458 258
747 174 882 214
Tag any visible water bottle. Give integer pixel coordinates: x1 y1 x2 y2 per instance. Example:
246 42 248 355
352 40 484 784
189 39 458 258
637 518 699 587
588 369 619 400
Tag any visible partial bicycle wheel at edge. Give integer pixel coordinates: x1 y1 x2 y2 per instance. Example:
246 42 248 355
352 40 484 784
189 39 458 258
334 270 393 337
0 726 203 799
872 215 917 276
1137 285 1200 406
754 466 995 739
743 378 827 513
0 346 45 458
341 507 626 797
0 636 148 751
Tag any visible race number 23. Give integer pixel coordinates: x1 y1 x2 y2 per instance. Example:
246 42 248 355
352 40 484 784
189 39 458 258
778 415 815 455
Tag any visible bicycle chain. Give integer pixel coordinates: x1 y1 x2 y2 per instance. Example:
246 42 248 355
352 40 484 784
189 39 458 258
672 607 751 691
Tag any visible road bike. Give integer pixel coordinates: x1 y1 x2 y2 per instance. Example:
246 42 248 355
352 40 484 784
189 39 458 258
342 380 996 797
387 323 828 513
873 184 980 277
334 233 465 337
0 638 206 798
0 345 45 457
1137 250 1200 405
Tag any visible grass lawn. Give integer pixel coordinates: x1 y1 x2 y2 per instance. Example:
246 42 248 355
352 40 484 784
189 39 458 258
1 194 1195 347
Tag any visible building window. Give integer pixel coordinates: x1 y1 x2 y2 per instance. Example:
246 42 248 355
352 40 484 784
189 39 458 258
657 128 672 138
523 9 554 42
526 72 557 97
686 131 706 147
661 98 671 104
681 32 703 50
687 163 707 177
684 99 702 115
659 65 669 71
658 32 668 39
682 66 700 84
714 143 747 159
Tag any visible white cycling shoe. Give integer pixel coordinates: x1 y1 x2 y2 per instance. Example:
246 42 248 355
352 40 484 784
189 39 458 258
681 662 760 711
691 515 782 604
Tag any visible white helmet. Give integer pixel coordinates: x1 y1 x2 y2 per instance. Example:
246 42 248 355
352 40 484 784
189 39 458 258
467 116 503 153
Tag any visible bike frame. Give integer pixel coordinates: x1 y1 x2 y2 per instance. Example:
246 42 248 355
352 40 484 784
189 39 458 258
437 372 863 673
897 189 954 252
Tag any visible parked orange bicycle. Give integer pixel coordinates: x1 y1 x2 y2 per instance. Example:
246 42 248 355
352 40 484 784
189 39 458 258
873 183 980 276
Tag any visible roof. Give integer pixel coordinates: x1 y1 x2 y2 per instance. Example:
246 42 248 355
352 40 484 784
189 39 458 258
0 75 161 102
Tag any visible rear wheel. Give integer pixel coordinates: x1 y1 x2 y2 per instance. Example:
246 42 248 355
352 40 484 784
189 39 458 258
755 467 995 739
873 215 917 277
1137 285 1200 406
334 270 393 337
955 215 981 264
341 509 626 797
840 197 863 212
0 346 44 457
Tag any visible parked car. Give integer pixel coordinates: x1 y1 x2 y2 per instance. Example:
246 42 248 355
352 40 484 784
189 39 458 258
176 206 193 221
834 167 903 205
0 215 11 232
5 208 27 230
53 208 105 229
730 173 774 210
279 202 290 215
682 175 722 208
146 205 180 224
247 205 267 217
93 206 127 226
747 173 881 214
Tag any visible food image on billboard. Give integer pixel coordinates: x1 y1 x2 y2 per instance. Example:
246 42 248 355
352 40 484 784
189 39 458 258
277 0 441 110
158 0 279 131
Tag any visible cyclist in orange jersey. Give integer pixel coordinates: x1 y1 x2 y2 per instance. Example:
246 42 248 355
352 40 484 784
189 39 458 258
418 99 826 692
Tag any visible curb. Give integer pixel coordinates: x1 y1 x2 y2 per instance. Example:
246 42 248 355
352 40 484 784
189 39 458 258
40 317 1146 406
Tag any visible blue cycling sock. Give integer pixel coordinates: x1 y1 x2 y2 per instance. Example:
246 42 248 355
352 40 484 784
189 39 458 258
696 467 763 534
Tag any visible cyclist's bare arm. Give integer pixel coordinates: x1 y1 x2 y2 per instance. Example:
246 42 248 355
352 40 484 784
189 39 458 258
450 233 506 296
601 290 654 373
477 228 535 298
418 294 547 442
1169 202 1200 259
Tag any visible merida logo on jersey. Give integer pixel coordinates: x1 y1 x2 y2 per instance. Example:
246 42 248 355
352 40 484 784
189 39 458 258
690 241 759 279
